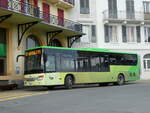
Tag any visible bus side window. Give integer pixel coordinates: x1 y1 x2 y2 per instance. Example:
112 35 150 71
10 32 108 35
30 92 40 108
45 55 56 72
60 54 75 72
83 58 90 72
76 57 89 72
100 56 110 72
109 55 117 65
90 57 100 72
76 59 83 72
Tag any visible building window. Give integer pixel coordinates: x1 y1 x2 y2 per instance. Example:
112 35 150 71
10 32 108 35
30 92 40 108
0 28 6 45
49 39 62 47
80 0 89 14
91 25 97 43
26 35 40 49
104 25 118 43
80 25 96 43
108 0 117 18
42 2 50 23
143 1 150 13
144 27 150 42
58 9 64 26
122 26 141 43
126 0 135 19
81 25 90 43
143 54 150 70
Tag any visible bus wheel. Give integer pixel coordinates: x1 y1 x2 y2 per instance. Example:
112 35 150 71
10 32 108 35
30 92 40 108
65 76 73 89
116 74 125 85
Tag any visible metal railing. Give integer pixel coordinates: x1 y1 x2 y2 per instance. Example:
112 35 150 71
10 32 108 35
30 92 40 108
63 0 75 5
40 12 82 32
0 0 82 32
0 0 40 18
103 10 144 21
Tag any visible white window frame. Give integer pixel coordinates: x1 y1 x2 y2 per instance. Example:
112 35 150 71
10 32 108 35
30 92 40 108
144 59 150 70
144 27 150 43
143 1 150 14
80 0 90 14
143 54 150 70
126 26 137 43
80 24 96 43
105 25 118 43
81 25 91 43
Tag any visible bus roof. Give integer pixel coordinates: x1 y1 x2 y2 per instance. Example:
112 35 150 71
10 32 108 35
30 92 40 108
25 46 137 55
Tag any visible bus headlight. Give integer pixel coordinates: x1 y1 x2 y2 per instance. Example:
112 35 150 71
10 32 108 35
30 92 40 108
37 75 44 80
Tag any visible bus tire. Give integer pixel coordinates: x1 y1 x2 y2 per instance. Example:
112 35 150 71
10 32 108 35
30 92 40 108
116 74 125 85
65 76 73 89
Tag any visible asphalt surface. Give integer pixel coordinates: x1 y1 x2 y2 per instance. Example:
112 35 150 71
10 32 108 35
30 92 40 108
0 81 150 113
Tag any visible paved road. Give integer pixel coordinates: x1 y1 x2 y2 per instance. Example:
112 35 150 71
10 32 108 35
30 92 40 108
0 81 150 113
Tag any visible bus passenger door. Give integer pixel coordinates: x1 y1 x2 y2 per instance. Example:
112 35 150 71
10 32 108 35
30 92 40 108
99 55 111 82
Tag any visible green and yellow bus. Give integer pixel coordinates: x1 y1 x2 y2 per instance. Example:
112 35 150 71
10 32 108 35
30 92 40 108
24 46 140 89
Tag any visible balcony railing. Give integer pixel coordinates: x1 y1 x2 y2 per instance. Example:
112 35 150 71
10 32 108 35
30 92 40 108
63 0 75 5
0 0 82 33
103 10 144 21
0 0 40 18
40 12 82 32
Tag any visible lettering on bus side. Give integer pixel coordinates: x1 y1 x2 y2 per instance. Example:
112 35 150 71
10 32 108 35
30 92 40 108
25 49 42 56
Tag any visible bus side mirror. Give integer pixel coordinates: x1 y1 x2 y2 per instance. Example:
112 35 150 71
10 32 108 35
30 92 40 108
16 55 25 62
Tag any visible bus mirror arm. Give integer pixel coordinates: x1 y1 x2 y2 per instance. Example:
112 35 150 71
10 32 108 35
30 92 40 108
16 55 25 62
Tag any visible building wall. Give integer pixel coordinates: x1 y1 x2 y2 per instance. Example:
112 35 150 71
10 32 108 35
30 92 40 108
69 0 97 48
72 0 150 79
0 0 79 84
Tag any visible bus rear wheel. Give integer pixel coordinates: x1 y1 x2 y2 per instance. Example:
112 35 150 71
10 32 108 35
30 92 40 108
116 74 125 85
65 76 73 89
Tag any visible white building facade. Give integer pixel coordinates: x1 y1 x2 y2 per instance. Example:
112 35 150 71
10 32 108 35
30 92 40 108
70 0 150 80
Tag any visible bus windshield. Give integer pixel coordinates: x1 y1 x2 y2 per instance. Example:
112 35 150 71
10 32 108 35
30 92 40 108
25 53 44 74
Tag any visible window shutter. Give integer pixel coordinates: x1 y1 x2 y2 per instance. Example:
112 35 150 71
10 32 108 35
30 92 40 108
80 0 84 13
42 3 50 23
58 9 64 26
122 25 127 42
1 0 8 8
80 0 89 14
21 0 25 13
136 26 141 43
91 25 96 43
86 0 89 14
108 0 117 18
104 25 109 43
126 0 135 19
33 0 38 7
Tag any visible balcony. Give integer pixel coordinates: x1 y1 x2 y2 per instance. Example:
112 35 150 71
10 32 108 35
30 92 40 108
49 0 75 9
0 0 82 33
40 12 82 33
103 10 144 24
0 0 40 18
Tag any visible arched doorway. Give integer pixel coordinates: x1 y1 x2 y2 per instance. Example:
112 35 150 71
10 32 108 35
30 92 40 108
26 35 40 49
49 39 62 47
